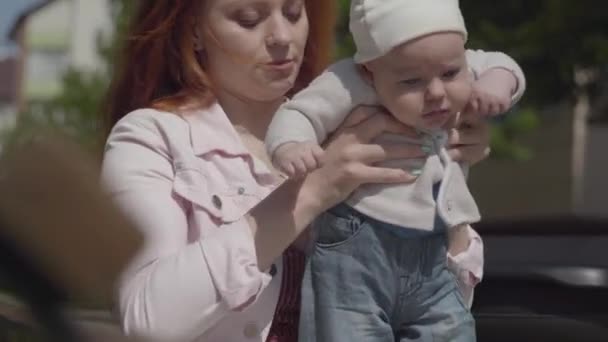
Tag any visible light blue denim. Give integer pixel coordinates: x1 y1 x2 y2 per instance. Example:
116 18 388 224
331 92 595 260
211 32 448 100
299 203 475 342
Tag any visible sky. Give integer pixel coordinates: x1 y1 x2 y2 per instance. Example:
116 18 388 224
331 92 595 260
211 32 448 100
0 0 41 58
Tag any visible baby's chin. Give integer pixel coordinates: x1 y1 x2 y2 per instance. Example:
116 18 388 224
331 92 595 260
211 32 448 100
418 111 455 131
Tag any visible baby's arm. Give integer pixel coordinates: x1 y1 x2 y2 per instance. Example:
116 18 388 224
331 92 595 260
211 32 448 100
266 58 377 177
465 49 527 116
445 50 525 307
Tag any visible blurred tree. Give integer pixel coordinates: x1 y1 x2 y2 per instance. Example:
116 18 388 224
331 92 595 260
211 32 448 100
335 0 355 61
1 0 135 156
4 0 607 161
462 0 608 159
461 0 608 109
0 0 136 313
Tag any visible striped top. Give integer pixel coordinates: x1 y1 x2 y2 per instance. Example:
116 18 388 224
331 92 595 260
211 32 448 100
266 247 306 342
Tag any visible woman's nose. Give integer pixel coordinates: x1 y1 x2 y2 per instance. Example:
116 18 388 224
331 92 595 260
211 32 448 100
265 16 292 47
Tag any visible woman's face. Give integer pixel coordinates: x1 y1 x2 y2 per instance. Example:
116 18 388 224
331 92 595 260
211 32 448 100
199 0 309 102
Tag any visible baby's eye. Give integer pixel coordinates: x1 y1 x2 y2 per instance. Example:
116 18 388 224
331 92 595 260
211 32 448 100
399 78 422 86
442 68 461 79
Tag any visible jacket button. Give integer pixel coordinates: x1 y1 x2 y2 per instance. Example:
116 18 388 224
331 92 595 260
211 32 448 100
243 322 259 338
212 195 222 209
237 186 245 195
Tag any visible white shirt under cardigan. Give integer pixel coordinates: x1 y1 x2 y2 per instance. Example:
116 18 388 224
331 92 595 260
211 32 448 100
266 50 526 231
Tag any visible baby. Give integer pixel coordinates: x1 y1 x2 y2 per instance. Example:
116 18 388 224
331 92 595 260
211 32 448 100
266 0 525 340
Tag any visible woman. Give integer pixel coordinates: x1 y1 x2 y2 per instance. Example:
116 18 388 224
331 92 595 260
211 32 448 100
101 1 517 341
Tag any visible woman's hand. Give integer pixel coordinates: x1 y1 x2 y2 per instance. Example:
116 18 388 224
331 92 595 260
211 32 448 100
254 106 426 259
448 111 492 165
299 105 425 215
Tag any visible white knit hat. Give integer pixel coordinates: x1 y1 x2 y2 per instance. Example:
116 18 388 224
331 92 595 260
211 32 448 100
350 0 468 63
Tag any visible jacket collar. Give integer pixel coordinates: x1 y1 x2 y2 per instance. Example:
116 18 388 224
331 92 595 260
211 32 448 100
182 102 282 185
184 102 249 157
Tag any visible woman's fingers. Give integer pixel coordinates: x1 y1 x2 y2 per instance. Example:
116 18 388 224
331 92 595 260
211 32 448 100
490 102 501 116
340 105 380 128
447 110 492 164
451 112 489 145
354 165 417 184
309 104 431 209
471 98 480 112
350 113 418 142
347 143 426 164
449 144 491 164
339 106 420 143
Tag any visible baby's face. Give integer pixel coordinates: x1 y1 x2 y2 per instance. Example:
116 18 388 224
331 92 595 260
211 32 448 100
364 32 472 131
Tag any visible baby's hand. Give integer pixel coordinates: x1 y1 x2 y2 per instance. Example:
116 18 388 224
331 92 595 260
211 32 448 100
272 141 324 178
467 72 514 117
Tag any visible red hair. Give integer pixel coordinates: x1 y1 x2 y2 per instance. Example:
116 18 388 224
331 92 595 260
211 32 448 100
103 0 337 137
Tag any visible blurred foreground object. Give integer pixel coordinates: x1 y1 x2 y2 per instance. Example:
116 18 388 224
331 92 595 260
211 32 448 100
0 133 144 341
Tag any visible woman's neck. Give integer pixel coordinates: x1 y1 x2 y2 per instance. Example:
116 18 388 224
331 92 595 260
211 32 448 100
216 90 284 141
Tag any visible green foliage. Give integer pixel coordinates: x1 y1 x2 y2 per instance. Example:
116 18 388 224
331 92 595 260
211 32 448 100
461 0 608 108
334 0 607 160
460 0 608 159
97 0 137 70
335 0 355 60
4 0 607 161
2 68 108 153
1 0 134 156
490 108 540 161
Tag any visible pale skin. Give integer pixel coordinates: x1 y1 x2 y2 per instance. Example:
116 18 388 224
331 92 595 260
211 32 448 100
198 0 493 270
274 33 518 177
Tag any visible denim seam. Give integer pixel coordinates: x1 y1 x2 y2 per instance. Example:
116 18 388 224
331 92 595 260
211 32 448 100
314 212 367 249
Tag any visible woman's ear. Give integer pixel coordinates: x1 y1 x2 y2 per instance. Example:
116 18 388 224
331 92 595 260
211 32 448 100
357 63 374 87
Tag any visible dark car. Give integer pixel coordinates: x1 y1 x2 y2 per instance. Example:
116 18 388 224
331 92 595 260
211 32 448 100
473 216 608 342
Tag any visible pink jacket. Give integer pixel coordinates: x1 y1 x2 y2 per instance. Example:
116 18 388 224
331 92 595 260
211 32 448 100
101 103 483 341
